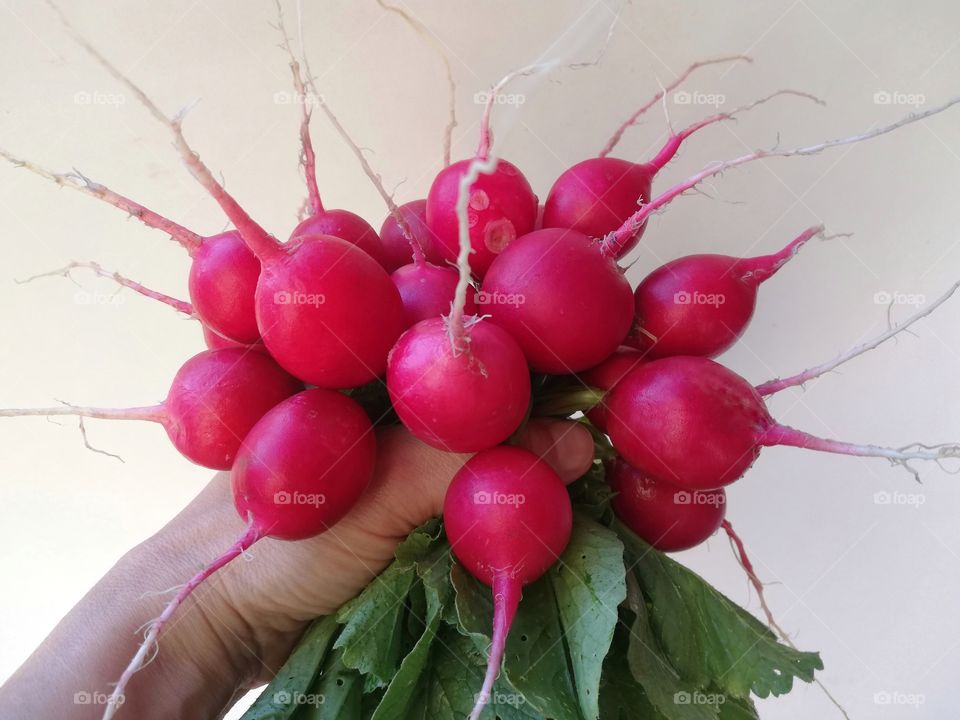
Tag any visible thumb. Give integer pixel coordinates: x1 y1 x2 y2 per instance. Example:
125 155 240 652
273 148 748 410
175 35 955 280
515 419 596 484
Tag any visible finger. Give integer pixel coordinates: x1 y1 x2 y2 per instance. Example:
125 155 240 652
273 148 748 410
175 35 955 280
516 419 595 484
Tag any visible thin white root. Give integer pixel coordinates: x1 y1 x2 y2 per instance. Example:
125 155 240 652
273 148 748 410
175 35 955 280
375 0 458 167
77 416 125 463
757 279 960 395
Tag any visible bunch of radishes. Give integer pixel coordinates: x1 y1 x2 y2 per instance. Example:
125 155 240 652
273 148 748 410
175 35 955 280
5 5 960 719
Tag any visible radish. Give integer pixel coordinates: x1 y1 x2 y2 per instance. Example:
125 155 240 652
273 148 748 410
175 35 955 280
606 355 960 490
426 157 538 277
103 388 375 718
390 261 478 326
580 346 647 431
481 227 634 373
379 199 443 271
0 349 301 469
630 225 824 358
290 209 387 268
544 91 823 257
443 446 573 720
609 456 725 552
386 317 530 451
201 326 269 354
0 151 262 344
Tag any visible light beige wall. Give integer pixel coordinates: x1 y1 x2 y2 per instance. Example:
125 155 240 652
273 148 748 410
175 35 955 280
2 1 959 717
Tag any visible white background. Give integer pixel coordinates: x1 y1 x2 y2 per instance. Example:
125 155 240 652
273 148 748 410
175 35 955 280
2 1 960 718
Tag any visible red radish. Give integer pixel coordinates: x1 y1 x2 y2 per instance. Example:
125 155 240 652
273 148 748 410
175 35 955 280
481 227 634 373
426 157 538 277
0 152 263 344
606 355 960 490
386 317 530 451
232 388 377 540
542 157 653 255
443 446 572 720
379 199 443 271
188 230 261 343
609 457 725 552
104 388 375 717
290 209 387 267
545 92 822 257
630 225 823 358
580 346 647 431
390 261 478 326
0 349 301 469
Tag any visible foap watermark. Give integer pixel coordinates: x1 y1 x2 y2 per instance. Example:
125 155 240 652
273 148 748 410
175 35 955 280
274 490 326 508
274 690 325 707
673 90 726 108
74 90 126 107
674 290 725 307
274 290 326 306
74 289 124 306
873 690 925 708
475 691 527 708
873 290 926 308
475 290 525 308
873 90 926 108
873 490 925 509
273 90 322 107
473 490 525 507
674 690 726 706
74 691 122 706
675 490 726 508
473 90 526 107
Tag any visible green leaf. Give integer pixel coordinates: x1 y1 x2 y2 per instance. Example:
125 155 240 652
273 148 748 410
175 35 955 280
334 563 414 690
395 519 444 567
598 625 664 720
716 695 760 720
627 589 719 720
550 515 625 720
368 602 443 719
617 522 822 699
240 616 339 720
451 563 582 719
295 648 363 719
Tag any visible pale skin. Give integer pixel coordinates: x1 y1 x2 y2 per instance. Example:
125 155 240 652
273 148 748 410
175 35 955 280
0 420 594 720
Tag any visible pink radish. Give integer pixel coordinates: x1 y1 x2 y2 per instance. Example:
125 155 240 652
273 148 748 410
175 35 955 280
443 446 573 720
290 208 387 267
544 91 822 257
481 227 634 373
606 355 960 490
390 261 478 326
0 151 263 344
426 157 538 278
580 346 647 432
630 225 823 358
609 456 725 551
379 199 443 271
103 388 375 717
386 317 530 451
0 348 301 469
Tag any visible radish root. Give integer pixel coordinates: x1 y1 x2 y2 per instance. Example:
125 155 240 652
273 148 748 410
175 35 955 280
599 54 753 157
757 279 960 395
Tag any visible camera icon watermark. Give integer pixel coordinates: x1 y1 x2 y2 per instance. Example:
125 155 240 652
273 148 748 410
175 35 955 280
872 290 925 308
273 91 321 107
274 490 326 508
873 90 925 108
674 490 725 507
473 90 526 107
674 290 725 307
74 90 126 106
473 490 526 507
873 490 925 508
674 690 725 706
274 690 325 706
673 90 726 108
475 290 525 308
873 690 924 707
74 690 121 705
274 290 326 306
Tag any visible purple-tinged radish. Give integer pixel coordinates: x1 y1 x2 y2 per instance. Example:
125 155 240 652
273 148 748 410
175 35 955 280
444 446 572 720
